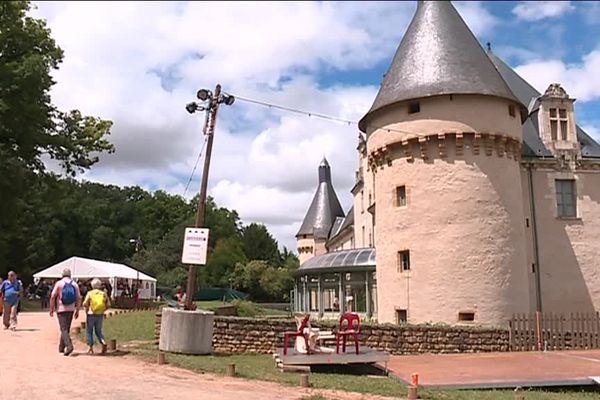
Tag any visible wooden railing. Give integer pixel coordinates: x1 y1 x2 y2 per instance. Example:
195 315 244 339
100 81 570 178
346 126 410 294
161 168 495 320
509 312 600 351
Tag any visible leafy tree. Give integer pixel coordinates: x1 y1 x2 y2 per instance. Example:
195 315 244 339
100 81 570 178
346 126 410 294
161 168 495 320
242 223 280 265
231 260 294 302
0 1 113 224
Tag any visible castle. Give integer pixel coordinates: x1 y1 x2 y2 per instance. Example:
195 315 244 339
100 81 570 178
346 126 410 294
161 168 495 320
293 1 600 327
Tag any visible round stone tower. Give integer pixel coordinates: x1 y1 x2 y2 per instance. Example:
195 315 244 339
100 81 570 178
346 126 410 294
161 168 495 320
360 1 531 326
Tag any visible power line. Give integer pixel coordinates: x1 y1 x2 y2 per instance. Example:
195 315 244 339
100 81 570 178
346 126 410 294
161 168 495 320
183 135 208 197
233 94 418 136
233 95 355 126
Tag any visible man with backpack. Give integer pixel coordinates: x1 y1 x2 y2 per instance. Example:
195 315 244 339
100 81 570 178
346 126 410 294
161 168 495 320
50 268 81 356
1 271 23 331
82 278 110 354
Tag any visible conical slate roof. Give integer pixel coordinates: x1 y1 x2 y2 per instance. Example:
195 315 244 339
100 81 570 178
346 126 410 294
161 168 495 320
359 1 524 132
297 158 345 240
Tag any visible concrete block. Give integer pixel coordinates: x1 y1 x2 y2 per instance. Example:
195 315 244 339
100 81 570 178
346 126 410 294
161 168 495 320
159 308 214 355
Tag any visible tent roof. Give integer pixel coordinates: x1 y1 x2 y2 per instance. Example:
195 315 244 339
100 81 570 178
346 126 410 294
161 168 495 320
33 256 156 282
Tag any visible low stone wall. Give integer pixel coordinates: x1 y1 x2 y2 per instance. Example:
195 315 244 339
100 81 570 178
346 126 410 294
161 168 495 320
155 311 509 355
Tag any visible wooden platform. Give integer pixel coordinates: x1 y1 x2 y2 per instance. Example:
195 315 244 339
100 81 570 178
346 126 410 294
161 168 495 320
275 346 389 368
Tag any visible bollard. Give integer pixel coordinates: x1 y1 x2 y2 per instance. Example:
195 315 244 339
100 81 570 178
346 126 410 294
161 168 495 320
158 352 166 365
226 363 236 377
411 372 419 386
514 387 525 400
108 339 117 351
300 374 310 388
81 321 86 329
407 385 418 400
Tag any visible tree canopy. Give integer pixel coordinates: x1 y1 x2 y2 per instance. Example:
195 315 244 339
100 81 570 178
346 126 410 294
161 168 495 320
0 1 114 225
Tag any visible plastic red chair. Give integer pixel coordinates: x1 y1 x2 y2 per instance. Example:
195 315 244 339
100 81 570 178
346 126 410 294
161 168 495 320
283 314 311 355
336 312 360 354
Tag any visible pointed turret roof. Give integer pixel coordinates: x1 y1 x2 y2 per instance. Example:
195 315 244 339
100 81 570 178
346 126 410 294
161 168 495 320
297 158 345 240
359 1 525 132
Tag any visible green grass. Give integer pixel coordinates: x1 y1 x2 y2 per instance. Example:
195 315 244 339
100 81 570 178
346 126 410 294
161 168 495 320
103 310 155 342
196 300 290 317
102 311 599 400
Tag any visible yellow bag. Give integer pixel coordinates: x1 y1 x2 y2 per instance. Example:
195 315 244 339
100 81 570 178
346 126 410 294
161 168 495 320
89 290 106 314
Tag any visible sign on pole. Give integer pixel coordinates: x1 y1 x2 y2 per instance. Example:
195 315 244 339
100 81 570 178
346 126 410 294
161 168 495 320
181 227 209 265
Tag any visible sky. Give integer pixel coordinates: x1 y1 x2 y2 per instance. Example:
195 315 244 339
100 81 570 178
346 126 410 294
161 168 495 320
32 1 600 251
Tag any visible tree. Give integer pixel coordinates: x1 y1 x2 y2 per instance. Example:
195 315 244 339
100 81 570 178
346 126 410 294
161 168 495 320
241 223 280 265
231 260 294 302
0 1 114 223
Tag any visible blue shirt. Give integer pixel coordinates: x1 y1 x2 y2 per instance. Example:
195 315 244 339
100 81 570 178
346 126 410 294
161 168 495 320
1 280 22 305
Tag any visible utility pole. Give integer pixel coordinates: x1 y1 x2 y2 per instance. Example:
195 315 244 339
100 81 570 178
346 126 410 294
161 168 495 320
184 84 234 310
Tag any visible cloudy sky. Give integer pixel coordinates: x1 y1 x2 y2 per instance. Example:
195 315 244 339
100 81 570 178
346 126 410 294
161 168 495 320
32 1 600 250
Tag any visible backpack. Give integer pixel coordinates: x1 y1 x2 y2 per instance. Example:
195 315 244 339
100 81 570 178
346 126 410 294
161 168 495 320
89 290 106 314
61 281 76 305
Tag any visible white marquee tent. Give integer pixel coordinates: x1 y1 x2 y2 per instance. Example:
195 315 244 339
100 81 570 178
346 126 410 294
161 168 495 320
33 256 157 299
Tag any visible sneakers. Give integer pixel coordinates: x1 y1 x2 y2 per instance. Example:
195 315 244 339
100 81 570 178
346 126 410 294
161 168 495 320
64 347 74 357
87 347 94 355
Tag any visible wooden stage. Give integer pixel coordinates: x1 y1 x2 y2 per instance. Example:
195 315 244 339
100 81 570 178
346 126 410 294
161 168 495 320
274 346 389 371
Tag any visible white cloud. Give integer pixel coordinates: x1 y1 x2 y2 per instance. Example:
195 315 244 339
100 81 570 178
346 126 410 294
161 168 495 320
454 1 499 37
515 49 600 102
29 1 504 250
31 1 402 250
512 1 574 22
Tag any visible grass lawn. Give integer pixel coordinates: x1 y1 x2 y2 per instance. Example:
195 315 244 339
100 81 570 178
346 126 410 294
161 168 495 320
103 311 599 400
196 300 290 317
103 309 155 342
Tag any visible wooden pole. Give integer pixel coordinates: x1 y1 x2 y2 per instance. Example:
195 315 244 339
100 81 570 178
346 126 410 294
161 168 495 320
185 84 223 310
300 374 310 388
158 352 166 365
407 385 418 400
226 363 236 377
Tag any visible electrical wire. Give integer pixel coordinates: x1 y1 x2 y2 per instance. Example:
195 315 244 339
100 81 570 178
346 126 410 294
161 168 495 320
233 94 418 136
183 135 208 197
233 95 355 126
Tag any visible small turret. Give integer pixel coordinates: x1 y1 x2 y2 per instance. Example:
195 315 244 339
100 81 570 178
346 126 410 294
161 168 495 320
297 158 345 264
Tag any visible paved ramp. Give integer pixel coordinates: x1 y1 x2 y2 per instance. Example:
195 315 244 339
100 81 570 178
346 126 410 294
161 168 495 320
387 350 600 389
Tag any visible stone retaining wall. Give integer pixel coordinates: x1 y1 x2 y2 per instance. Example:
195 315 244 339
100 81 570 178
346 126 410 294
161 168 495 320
155 311 509 355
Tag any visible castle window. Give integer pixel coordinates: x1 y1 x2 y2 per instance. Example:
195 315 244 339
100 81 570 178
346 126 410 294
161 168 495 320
458 312 475 322
397 250 410 272
556 179 576 218
396 185 406 207
361 190 364 213
396 309 407 324
408 102 420 114
549 108 568 141
508 104 515 117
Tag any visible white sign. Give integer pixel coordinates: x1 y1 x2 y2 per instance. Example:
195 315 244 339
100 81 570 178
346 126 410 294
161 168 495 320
181 227 209 265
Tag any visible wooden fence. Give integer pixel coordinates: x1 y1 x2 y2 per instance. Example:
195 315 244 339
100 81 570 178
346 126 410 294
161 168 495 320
509 312 600 351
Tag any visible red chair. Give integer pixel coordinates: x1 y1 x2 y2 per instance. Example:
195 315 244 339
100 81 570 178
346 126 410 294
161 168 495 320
283 314 311 355
336 312 360 354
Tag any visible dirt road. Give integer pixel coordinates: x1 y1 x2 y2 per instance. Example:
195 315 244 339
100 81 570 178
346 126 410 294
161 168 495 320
0 312 380 400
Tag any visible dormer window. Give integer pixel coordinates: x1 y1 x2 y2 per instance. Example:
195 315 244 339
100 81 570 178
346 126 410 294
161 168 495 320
550 108 568 141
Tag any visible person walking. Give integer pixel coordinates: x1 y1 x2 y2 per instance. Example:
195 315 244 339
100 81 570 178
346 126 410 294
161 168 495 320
50 268 81 356
82 278 110 355
1 271 23 331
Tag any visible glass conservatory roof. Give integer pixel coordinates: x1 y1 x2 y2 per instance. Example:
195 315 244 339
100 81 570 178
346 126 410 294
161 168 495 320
298 248 376 273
